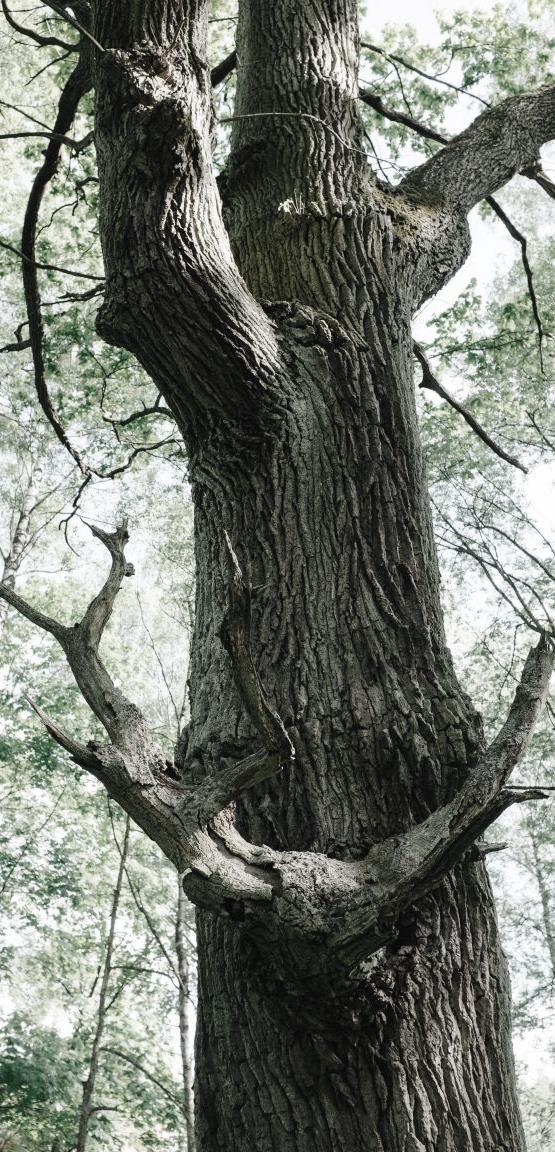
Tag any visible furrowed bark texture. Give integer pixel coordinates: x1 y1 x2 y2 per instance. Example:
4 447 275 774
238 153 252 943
88 1 555 1149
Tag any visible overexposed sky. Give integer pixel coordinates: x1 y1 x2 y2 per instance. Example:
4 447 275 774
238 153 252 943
363 0 486 40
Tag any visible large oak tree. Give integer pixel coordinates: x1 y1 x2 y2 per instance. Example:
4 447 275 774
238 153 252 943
1 2 554 1149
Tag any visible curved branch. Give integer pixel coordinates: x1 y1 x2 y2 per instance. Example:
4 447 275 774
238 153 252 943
1 0 76 51
361 95 545 347
43 1 104 52
401 82 555 212
80 521 134 648
4 526 553 972
19 57 92 470
414 342 527 473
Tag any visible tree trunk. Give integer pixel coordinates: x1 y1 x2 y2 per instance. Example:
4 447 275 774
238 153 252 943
164 6 521 1148
529 824 555 979
188 300 526 1150
176 879 196 1152
86 1 554 1148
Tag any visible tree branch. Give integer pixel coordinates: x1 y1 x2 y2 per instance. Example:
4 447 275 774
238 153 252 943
0 581 66 640
43 1 104 53
211 49 236 87
359 90 546 351
1 0 76 51
6 524 551 971
401 83 555 212
18 56 92 471
414 342 527 473
359 87 447 145
1 525 286 905
484 196 546 369
94 0 282 437
25 696 104 773
223 636 554 973
80 522 134 649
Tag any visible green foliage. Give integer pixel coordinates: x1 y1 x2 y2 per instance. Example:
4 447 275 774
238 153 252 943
0 0 554 1148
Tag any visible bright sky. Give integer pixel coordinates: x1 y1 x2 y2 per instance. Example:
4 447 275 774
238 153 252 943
363 0 485 38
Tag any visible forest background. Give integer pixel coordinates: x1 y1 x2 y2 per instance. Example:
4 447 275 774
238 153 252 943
0 0 553 1149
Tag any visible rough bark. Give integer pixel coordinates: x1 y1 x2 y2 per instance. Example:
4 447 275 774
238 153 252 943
3 1 555 1150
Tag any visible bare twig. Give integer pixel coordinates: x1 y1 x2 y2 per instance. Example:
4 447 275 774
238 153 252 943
414 342 527 473
360 40 490 107
221 111 369 158
1 0 76 50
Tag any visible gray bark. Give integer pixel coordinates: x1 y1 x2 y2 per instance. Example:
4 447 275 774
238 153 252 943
3 1 555 1149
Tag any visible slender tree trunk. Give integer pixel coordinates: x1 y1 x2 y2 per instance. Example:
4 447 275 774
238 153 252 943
529 825 555 978
176 879 196 1152
75 815 129 1152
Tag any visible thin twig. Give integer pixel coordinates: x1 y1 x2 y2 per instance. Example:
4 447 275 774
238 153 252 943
360 40 489 106
43 1 105 52
221 111 369 158
414 342 527 473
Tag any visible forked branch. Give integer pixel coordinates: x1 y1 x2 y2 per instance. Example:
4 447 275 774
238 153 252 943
414 342 527 473
0 526 290 898
1 529 552 975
